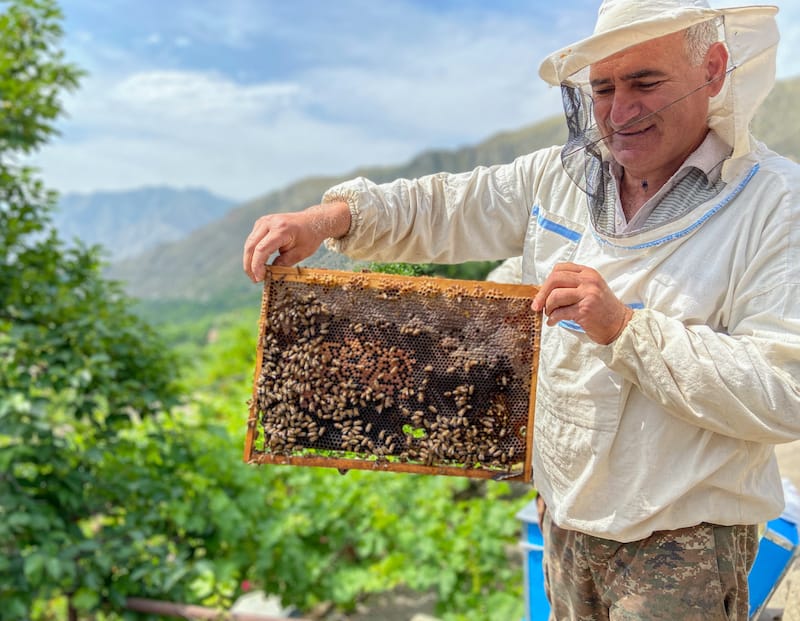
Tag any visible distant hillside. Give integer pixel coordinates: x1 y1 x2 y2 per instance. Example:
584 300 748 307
109 75 799 307
54 186 235 261
751 76 800 161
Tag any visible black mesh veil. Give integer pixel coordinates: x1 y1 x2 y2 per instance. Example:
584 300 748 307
557 18 738 237
560 82 617 234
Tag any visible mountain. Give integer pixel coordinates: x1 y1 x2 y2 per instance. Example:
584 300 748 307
53 186 235 261
108 75 800 308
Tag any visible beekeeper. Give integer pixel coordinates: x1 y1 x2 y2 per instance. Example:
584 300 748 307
243 0 800 617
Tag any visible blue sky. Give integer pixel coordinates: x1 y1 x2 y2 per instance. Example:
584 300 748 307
34 0 800 203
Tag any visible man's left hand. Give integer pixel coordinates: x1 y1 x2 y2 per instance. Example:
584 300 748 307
532 262 633 345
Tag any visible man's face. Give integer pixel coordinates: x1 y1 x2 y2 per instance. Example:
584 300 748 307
588 31 724 180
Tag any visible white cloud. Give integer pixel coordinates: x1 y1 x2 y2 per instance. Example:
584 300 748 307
108 71 299 125
36 69 418 200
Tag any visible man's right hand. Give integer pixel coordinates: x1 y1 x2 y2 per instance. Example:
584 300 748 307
242 201 351 282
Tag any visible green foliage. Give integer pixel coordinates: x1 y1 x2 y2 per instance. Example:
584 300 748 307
132 286 261 348
0 0 82 155
368 260 502 282
428 261 503 282
0 1 205 617
367 262 434 277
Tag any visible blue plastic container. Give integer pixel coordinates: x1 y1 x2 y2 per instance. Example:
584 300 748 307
517 499 551 621
748 517 799 620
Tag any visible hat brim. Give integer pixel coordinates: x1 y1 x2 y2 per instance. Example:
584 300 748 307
538 5 778 86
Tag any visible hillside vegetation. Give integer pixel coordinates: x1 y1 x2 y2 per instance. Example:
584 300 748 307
109 76 800 312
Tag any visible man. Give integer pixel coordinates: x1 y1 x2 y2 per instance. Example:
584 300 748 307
243 1 800 618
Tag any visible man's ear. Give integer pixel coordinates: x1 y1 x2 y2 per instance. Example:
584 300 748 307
705 41 729 97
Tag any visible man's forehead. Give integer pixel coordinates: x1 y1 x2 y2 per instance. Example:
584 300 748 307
588 32 689 79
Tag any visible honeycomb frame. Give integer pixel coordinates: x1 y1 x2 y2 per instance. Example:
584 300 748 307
245 266 541 482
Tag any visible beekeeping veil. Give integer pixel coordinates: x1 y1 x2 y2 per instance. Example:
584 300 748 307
538 0 779 235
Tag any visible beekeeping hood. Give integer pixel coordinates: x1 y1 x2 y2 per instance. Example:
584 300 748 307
538 0 779 223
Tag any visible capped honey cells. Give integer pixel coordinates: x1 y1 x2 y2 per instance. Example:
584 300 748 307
244 266 541 482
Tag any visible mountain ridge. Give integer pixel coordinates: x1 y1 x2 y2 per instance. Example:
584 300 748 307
54 186 235 261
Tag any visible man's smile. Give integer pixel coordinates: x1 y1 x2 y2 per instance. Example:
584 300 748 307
615 124 654 137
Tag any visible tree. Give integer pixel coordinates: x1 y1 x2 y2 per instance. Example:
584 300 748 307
0 1 188 617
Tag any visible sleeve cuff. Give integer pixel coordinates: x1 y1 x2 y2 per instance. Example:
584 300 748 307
597 309 643 371
321 187 361 253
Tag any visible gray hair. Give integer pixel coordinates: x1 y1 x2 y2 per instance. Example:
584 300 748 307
684 19 721 66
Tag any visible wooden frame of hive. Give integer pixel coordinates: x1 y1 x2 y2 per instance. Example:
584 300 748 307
245 265 541 482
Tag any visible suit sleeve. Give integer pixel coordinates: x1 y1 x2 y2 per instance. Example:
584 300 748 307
323 151 553 264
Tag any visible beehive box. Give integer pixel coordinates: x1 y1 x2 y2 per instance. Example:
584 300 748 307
245 266 541 482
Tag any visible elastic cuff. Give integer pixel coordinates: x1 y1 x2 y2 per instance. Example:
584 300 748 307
597 308 642 369
321 188 360 252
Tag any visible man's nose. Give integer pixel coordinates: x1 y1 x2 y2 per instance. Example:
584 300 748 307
608 90 643 130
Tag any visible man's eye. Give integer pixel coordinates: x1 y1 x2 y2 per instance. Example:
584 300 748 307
592 88 614 97
637 81 661 90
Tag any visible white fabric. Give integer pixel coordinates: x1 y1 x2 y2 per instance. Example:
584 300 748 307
324 139 800 542
487 255 524 285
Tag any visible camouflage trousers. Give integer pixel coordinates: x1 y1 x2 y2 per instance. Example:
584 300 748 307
542 510 759 621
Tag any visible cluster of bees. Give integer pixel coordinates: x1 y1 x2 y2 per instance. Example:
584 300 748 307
254 280 534 474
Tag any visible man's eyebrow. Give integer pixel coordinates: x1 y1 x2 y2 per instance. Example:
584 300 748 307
590 69 669 88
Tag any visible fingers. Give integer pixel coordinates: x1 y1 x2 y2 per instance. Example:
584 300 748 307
531 262 632 344
244 202 352 282
242 216 293 282
540 288 582 325
270 246 306 268
532 263 582 311
532 263 583 313
243 217 266 281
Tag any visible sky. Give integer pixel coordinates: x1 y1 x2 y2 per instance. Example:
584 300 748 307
33 0 800 203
